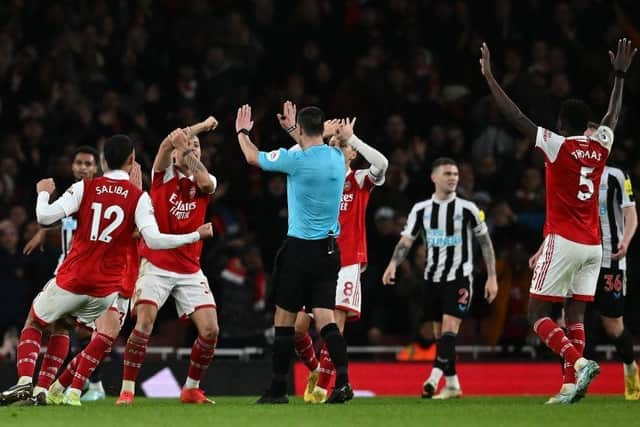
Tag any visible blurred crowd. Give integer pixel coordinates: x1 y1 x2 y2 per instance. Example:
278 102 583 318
1 0 639 358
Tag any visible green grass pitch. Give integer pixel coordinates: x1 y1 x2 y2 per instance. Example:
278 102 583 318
1 396 639 427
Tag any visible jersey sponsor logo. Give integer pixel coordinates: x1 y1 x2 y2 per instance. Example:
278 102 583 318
95 184 129 198
169 192 197 220
570 149 602 162
624 179 634 196
267 150 280 162
340 193 354 211
426 229 462 247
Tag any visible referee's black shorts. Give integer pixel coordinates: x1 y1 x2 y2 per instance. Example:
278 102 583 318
271 236 341 313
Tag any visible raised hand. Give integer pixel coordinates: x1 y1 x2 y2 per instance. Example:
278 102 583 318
479 42 493 79
236 104 255 133
170 128 189 152
276 100 296 131
609 38 637 73
322 119 341 138
36 178 55 195
129 160 143 190
336 117 357 142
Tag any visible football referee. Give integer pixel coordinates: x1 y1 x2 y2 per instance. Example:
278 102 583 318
235 104 353 404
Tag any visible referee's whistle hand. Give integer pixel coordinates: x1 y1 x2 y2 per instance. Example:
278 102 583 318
382 264 396 286
196 223 214 240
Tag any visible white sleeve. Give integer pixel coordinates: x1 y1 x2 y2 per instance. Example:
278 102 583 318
348 134 388 187
400 204 422 240
207 174 218 195
467 202 488 236
535 127 565 163
589 125 614 152
135 192 200 249
36 180 84 225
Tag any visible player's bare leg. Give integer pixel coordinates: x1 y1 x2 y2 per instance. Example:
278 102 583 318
181 307 219 404
425 315 463 400
601 315 639 400
116 303 157 405
294 312 320 403
313 308 353 404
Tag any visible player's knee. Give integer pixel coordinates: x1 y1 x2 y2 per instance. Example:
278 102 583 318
199 324 219 341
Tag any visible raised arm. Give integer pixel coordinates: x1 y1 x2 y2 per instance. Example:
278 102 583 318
152 132 176 173
236 104 259 166
601 38 637 130
337 117 389 182
480 42 537 143
277 100 301 145
36 179 82 226
173 130 216 194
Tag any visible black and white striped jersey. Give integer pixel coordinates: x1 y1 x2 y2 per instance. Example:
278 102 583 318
401 194 488 282
54 216 77 274
598 166 635 270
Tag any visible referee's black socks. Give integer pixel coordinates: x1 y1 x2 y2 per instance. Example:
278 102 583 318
320 323 349 387
271 326 295 395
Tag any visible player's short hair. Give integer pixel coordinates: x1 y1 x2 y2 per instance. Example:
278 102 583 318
431 157 458 172
586 121 599 130
558 99 593 135
297 106 325 137
103 134 134 170
72 145 99 165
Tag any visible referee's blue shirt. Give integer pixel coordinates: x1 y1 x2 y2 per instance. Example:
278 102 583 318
258 144 345 240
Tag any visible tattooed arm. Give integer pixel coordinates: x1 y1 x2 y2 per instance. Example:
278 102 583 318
182 149 215 194
382 236 414 286
476 232 498 303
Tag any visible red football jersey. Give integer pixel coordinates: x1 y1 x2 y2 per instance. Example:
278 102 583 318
536 126 613 245
56 176 143 297
139 166 214 274
337 169 377 267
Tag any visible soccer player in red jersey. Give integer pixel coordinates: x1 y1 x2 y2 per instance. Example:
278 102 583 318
117 124 220 405
0 134 212 406
480 38 636 403
282 107 388 403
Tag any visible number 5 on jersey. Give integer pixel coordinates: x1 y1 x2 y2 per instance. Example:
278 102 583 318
90 202 125 242
577 166 595 201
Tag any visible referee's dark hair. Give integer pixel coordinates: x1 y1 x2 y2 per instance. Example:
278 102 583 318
297 106 325 137
103 134 134 170
431 157 458 172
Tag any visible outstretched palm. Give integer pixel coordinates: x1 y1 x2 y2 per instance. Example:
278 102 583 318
479 42 493 78
235 104 254 132
609 38 637 72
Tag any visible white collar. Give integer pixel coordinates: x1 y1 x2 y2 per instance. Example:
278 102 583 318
103 170 130 180
431 192 457 203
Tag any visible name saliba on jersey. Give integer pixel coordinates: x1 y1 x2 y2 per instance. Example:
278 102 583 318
169 192 197 220
95 184 129 198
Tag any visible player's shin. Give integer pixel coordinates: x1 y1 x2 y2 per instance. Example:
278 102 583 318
16 326 43 384
35 333 70 394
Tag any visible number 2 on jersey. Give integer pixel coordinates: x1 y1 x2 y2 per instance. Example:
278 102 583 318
577 166 595 201
90 202 125 242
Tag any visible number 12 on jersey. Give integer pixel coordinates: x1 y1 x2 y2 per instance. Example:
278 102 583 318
90 202 125 242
